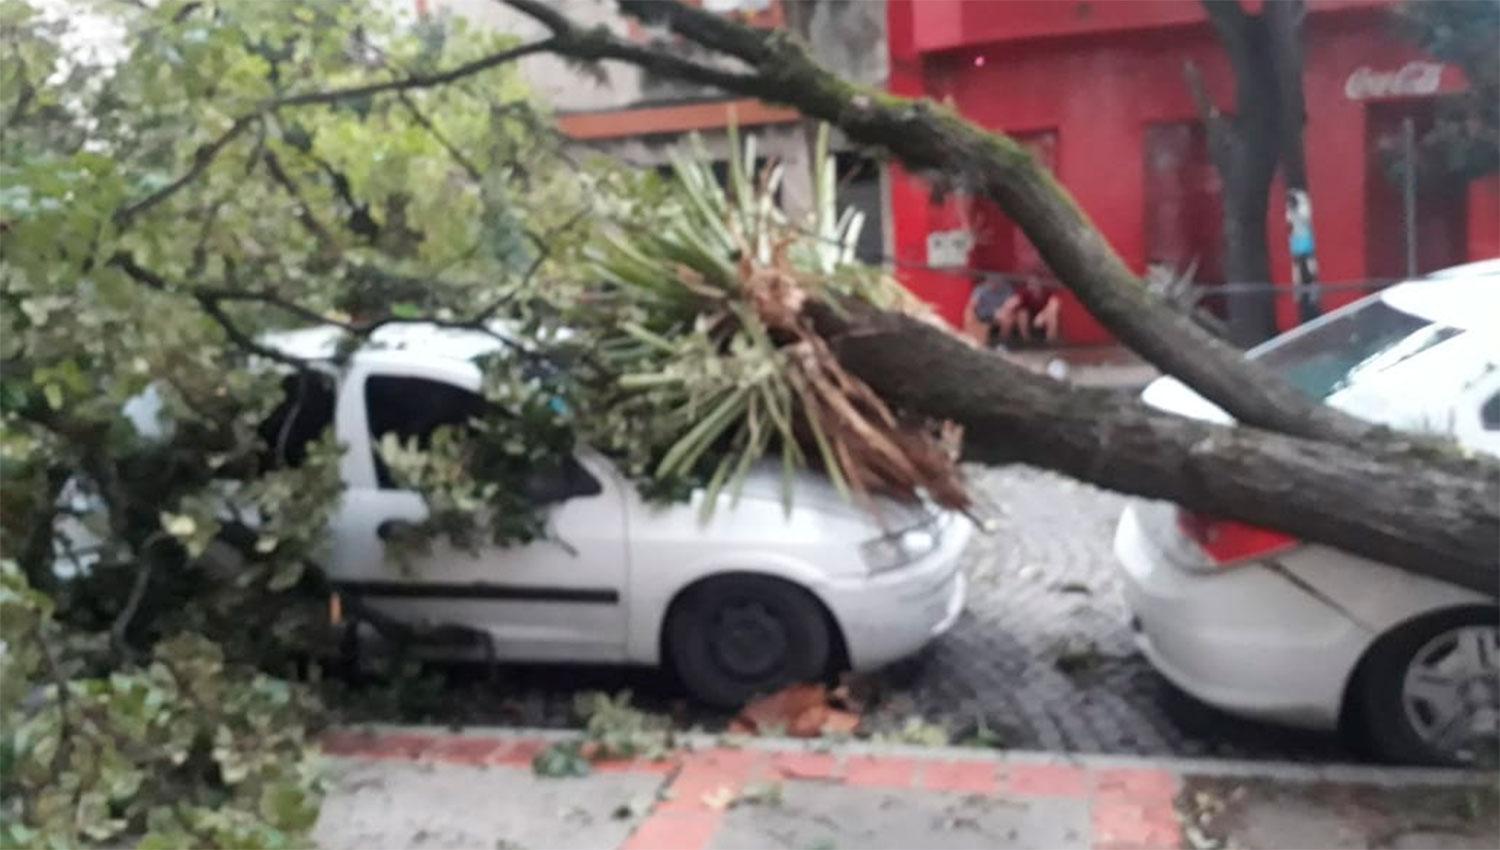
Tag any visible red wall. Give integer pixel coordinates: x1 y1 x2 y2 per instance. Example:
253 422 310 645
887 0 1500 342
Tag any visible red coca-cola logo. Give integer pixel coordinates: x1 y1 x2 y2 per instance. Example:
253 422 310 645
1344 62 1445 100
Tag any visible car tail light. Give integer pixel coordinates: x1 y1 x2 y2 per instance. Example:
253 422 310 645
1175 509 1299 566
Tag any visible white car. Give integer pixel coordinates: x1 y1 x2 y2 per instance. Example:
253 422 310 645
201 322 969 708
1114 260 1500 766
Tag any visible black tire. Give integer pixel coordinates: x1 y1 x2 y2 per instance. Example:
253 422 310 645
665 574 833 709
1353 606 1499 768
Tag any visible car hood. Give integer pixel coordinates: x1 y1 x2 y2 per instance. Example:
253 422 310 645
733 462 935 531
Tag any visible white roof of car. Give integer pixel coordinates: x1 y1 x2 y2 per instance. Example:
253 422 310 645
1380 265 1500 334
261 321 516 363
1143 261 1500 426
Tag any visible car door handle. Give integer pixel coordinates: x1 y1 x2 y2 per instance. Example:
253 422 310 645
376 519 417 541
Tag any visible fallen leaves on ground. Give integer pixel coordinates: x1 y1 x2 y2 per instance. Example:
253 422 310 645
729 683 862 739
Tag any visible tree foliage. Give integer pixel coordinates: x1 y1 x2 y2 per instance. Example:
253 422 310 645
0 0 579 843
1 1 969 842
1391 0 1498 182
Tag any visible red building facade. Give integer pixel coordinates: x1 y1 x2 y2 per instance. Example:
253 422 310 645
886 0 1500 344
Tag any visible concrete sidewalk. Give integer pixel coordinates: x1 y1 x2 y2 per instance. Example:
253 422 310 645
314 728 1498 850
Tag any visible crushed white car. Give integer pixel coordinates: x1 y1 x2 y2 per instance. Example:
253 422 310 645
104 322 971 708
1114 260 1500 766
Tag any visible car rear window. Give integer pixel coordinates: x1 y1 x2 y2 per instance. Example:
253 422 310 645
1251 298 1462 400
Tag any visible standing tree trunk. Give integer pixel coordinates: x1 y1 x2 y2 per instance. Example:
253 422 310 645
1195 1 1281 346
1265 0 1322 322
1196 0 1322 345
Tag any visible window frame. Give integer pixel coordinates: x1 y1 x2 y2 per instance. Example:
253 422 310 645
364 372 490 491
344 353 602 504
339 353 486 491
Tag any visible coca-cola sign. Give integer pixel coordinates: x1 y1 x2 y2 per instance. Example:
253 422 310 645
1344 62 1445 100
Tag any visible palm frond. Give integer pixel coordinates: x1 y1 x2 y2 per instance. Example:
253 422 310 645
581 125 970 518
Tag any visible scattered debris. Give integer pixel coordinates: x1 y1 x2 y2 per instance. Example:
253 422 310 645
1051 636 1106 675
702 786 736 811
574 690 675 760
531 740 591 778
610 794 658 821
730 683 862 739
955 714 1008 750
873 716 950 747
533 690 677 777
735 781 785 808
698 781 784 811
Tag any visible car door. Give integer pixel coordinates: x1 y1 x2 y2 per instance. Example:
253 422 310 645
326 352 631 661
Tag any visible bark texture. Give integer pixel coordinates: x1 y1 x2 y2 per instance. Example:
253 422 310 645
806 302 1498 595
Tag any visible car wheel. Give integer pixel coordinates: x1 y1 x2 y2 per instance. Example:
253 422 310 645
1354 607 1499 767
665 574 833 709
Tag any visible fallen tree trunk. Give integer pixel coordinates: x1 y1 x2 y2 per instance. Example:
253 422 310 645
807 302 1499 595
500 0 1373 447
474 1 1497 590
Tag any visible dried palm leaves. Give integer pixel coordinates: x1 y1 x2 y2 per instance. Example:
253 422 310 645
582 126 970 517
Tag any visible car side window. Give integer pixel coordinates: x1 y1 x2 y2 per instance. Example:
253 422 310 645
365 375 487 489
257 372 337 469
362 374 601 502
1482 391 1500 431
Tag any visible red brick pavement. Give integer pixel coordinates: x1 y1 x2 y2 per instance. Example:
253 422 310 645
322 730 1182 850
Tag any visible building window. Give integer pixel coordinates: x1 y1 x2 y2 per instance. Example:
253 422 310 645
1143 121 1225 314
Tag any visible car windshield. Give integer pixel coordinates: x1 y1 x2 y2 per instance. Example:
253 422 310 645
1251 296 1462 400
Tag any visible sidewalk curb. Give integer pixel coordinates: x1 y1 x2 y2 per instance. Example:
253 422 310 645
323 723 1497 786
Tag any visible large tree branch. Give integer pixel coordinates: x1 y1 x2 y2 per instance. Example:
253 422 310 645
1262 0 1310 189
273 38 557 109
807 302 1498 594
497 0 1372 450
